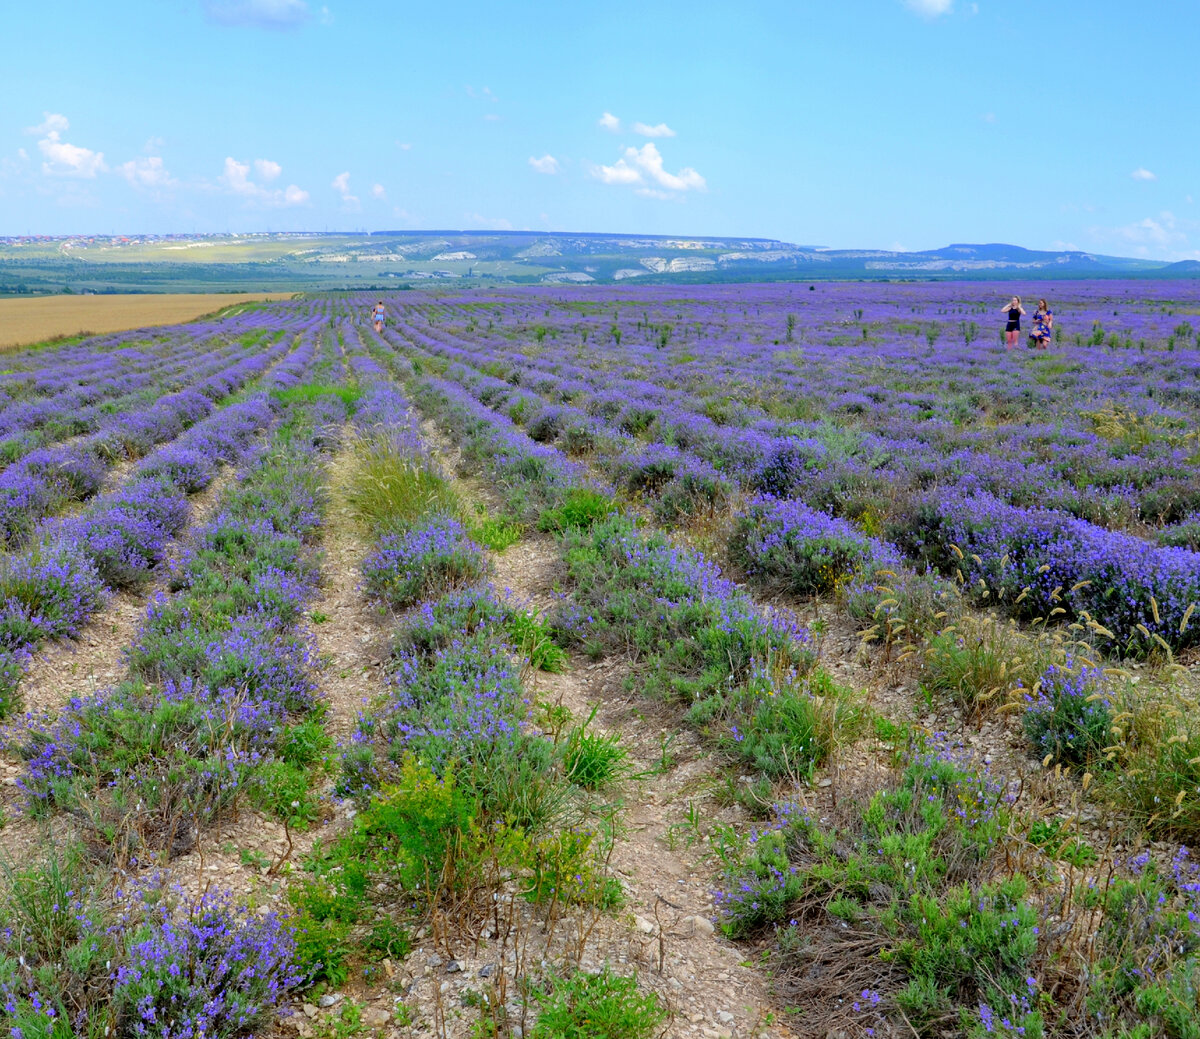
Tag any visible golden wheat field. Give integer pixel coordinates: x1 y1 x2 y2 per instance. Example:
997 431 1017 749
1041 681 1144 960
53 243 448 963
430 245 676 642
0 293 294 349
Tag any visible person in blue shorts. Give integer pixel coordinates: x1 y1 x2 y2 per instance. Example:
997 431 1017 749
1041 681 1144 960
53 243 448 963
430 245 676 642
1032 299 1053 349
372 300 386 333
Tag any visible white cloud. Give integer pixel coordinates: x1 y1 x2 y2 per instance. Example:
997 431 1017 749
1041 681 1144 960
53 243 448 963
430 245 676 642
117 156 176 189
594 143 705 197
39 137 106 178
592 142 700 197
203 0 311 28
219 156 308 206
904 0 954 15
529 154 560 175
396 141 412 151
255 158 282 181
632 122 676 138
26 113 69 137
1116 212 1182 248
1131 167 1157 181
24 113 106 178
371 183 386 199
17 148 28 161
143 136 165 154
595 159 642 185
331 170 359 208
221 158 258 195
1087 210 1200 261
598 112 621 132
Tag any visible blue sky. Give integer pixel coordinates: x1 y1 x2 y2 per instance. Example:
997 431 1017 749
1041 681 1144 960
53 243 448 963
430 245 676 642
2 0 1197 259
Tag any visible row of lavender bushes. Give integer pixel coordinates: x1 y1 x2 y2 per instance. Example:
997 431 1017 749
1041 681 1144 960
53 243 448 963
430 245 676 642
410 326 1200 656
374 302 1200 1034
0 339 343 1034
284 372 653 1032
0 334 323 718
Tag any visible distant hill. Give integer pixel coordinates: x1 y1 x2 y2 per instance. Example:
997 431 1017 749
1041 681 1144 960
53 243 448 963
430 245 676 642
1161 259 1200 275
0 230 1192 295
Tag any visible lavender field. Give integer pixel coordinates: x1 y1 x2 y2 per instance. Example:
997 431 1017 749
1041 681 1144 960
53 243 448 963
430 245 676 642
0 280 1199 1039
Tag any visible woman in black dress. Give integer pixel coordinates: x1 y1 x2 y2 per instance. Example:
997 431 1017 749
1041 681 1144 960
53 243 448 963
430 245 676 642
1000 296 1026 350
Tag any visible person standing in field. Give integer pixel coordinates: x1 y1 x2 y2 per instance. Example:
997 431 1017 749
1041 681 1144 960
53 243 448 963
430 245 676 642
372 300 386 333
1032 299 1053 349
1001 295 1025 349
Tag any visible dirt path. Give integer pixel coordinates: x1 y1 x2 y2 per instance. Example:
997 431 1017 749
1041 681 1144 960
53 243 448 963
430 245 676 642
307 438 387 740
418 419 792 1039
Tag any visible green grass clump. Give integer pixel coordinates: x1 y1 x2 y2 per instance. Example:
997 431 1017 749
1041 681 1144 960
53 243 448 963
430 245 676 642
561 707 626 790
526 968 666 1039
344 431 462 534
505 610 568 673
537 488 618 532
922 617 1056 719
688 665 861 780
474 515 524 551
1102 696 1200 839
272 382 362 408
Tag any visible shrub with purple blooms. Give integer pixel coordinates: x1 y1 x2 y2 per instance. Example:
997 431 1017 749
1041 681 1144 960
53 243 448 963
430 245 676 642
732 495 882 596
112 890 303 1037
0 844 303 1039
1023 656 1114 767
361 514 487 610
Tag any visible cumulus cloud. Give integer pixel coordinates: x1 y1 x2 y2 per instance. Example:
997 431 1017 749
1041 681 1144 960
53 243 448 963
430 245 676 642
371 183 386 199
594 159 641 186
117 156 176 189
27 113 68 137
595 142 705 196
255 159 282 181
632 122 676 138
1115 212 1184 249
331 170 359 208
203 0 311 28
219 157 309 205
598 112 621 132
26 113 106 178
528 154 560 175
1088 210 1200 261
1131 168 1157 181
904 0 954 16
